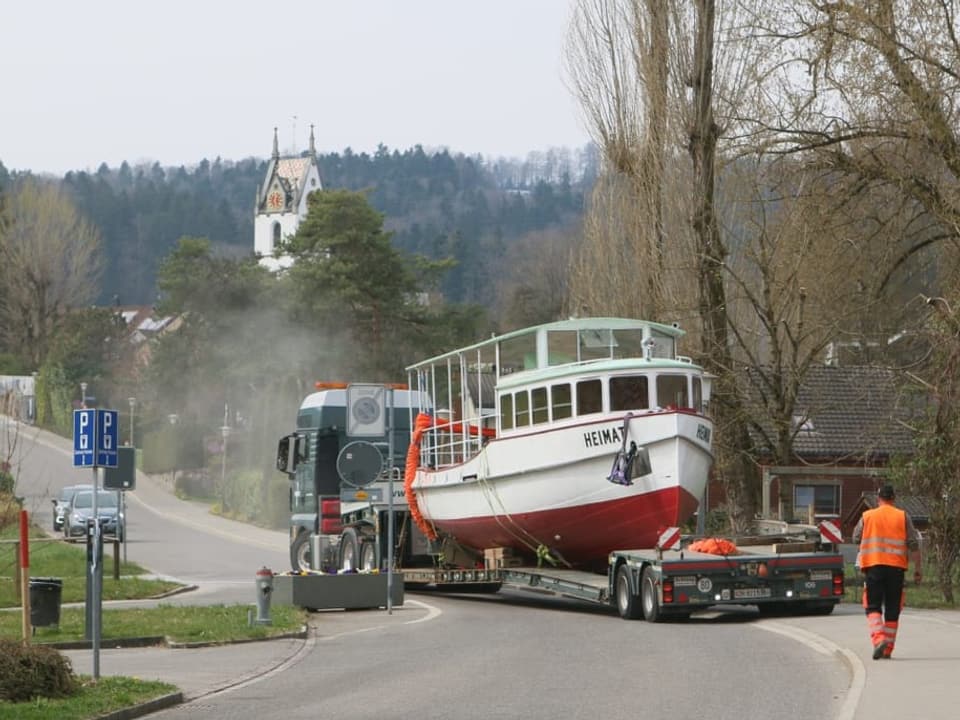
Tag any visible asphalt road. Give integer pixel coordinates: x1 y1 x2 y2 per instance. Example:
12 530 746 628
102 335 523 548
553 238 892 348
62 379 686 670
11 419 851 719
144 592 849 720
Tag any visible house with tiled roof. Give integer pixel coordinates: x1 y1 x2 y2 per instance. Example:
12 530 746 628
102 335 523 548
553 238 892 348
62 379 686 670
730 365 919 538
253 127 323 270
843 491 932 537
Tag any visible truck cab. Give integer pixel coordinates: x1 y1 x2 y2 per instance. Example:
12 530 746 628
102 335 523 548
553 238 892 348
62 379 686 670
276 386 426 573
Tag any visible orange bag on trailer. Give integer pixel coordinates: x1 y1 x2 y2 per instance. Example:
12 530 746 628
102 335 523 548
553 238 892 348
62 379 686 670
689 537 739 555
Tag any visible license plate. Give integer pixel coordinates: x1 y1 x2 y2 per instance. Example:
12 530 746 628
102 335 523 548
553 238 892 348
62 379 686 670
809 570 832 581
734 587 772 599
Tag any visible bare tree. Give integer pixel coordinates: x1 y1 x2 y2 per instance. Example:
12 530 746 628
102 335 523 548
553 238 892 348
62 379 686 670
563 0 911 529
565 0 684 320
0 179 103 367
741 0 960 297
493 225 577 329
565 0 774 529
892 285 960 603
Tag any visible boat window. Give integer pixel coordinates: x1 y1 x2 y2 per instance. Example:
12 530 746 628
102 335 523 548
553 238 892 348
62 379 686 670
499 334 537 374
576 379 603 415
610 329 646 360
610 376 649 411
656 374 689 409
500 393 514 430
551 384 572 420
514 390 530 427
579 329 615 362
693 376 702 412
547 330 578 365
531 387 549 424
649 330 676 359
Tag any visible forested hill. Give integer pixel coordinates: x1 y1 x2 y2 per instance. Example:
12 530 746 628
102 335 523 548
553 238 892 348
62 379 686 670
39 144 597 308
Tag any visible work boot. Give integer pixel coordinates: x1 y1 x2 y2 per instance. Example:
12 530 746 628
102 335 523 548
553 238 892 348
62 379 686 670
872 641 890 660
882 644 893 659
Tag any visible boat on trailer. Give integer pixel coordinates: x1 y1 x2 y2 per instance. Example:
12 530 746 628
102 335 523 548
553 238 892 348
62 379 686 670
404 317 715 567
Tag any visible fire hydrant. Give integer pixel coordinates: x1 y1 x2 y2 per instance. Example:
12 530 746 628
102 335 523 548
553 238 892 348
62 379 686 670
254 566 274 626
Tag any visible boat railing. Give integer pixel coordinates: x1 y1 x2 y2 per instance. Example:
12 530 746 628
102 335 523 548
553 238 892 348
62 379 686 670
420 415 496 470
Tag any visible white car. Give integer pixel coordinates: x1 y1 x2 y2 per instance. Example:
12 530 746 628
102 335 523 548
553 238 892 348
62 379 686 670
52 484 92 532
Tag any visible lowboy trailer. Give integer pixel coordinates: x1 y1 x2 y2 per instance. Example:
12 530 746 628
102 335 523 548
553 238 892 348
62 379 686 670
399 533 844 622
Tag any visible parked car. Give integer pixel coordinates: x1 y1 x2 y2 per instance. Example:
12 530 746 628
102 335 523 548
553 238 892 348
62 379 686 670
52 484 92 532
63 489 124 541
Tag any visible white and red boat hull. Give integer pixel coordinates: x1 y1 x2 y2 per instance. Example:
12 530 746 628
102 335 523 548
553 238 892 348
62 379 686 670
411 410 713 564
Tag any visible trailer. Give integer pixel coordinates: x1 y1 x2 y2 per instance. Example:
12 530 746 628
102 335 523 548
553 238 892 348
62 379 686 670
391 526 844 621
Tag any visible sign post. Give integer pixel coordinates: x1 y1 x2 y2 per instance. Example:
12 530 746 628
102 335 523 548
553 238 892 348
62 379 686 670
72 407 118 681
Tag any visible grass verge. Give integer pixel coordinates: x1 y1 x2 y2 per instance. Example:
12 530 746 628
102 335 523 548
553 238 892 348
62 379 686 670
842 561 958 609
0 603 306 644
0 675 177 720
0 525 180 607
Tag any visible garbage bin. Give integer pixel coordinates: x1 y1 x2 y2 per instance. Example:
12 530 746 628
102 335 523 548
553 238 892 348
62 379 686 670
29 577 63 628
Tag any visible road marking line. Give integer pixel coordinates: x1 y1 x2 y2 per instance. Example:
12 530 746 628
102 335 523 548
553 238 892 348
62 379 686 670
755 621 864 720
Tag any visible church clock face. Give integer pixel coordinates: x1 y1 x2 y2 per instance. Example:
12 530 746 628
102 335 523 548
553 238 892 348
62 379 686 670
267 191 283 211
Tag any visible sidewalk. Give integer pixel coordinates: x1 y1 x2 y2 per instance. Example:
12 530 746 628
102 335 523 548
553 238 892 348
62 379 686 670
59 603 428 719
771 603 960 720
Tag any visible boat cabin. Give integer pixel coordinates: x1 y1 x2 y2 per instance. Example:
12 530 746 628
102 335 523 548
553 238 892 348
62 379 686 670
407 318 711 467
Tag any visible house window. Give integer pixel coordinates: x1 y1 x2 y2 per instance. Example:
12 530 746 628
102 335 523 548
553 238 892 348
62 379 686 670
272 222 282 251
794 484 840 519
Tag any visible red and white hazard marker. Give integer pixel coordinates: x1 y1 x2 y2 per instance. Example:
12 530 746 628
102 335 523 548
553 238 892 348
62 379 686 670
819 519 842 545
657 526 681 551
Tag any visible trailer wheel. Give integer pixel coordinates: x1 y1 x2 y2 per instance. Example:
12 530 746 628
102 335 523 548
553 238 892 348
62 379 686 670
339 527 361 571
290 531 312 573
641 567 663 623
615 565 642 620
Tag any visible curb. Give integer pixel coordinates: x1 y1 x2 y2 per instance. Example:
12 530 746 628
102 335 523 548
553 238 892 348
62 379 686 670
41 626 308 651
92 691 184 720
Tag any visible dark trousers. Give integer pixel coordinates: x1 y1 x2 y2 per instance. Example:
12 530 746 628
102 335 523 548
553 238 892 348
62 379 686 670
864 565 905 621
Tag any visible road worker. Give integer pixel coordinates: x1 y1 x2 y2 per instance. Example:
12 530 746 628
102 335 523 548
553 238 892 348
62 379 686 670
852 484 922 660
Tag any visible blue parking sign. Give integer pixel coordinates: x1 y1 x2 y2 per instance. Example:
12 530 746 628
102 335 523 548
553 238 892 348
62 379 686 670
97 409 119 468
73 409 96 467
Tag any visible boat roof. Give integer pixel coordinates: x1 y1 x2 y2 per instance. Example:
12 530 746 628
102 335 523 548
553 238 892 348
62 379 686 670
406 317 685 371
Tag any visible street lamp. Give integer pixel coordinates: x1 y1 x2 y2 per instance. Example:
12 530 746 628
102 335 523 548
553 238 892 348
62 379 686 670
80 382 88 409
220 422 231 512
128 397 136 447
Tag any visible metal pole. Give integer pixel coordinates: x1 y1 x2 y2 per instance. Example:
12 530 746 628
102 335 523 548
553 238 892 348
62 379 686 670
91 466 100 680
128 397 136 446
387 388 395 615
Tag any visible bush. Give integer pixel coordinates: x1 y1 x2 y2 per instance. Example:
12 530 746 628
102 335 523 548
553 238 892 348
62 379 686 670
0 492 21 529
0 639 77 702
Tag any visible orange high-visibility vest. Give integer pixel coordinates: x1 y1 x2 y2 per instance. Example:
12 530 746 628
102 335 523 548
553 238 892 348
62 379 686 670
859 504 909 569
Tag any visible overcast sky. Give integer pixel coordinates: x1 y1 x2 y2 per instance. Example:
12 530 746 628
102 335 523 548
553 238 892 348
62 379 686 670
2 0 590 176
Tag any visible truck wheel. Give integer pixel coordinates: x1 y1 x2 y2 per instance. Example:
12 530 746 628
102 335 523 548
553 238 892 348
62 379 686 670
615 565 642 620
641 566 663 623
290 532 312 573
339 527 361 571
359 539 377 571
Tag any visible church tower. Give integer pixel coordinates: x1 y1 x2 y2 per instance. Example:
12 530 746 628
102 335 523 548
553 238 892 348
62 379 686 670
254 126 322 269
